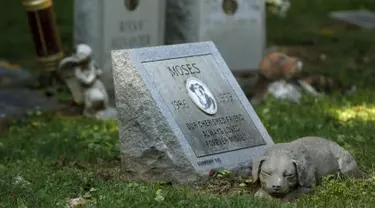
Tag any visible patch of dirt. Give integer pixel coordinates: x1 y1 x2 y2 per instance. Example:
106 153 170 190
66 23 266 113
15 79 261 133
54 100 83 117
95 159 123 181
194 174 259 196
0 117 9 133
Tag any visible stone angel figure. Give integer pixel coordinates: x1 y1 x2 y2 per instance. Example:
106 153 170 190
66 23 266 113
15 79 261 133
58 44 116 119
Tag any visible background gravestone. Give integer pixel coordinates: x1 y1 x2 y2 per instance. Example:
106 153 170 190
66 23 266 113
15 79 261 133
166 0 265 73
111 41 274 184
74 0 166 105
330 10 375 29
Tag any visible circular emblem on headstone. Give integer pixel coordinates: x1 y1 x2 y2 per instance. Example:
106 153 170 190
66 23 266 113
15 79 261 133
186 77 218 115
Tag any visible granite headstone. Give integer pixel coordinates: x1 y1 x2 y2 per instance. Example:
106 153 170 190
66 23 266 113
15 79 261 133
111 41 273 184
74 0 166 104
166 0 265 73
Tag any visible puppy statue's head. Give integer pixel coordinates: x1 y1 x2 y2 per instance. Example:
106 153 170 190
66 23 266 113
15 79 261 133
252 154 300 197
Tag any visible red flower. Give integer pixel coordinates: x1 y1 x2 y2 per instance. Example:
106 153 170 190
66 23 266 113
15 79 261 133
209 169 216 176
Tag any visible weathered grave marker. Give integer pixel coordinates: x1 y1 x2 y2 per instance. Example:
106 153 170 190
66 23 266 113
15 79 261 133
74 0 166 103
166 0 265 73
111 41 273 184
330 10 375 29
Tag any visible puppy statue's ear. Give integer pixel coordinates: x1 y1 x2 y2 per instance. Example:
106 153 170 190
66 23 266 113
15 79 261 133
252 156 267 182
292 157 316 188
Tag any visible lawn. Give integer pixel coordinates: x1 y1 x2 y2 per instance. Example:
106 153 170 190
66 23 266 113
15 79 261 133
1 0 375 207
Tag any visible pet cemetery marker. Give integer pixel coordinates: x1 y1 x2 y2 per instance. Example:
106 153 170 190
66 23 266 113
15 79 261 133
74 0 166 103
111 41 274 184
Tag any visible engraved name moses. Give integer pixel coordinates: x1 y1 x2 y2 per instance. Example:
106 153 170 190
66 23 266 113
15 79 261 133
111 42 273 183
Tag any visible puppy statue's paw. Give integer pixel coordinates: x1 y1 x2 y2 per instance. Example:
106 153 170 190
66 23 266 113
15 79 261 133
254 188 273 200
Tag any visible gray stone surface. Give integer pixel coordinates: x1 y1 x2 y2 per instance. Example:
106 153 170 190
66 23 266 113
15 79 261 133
111 41 273 184
74 0 166 106
330 10 375 29
0 89 64 119
165 0 266 72
0 61 34 89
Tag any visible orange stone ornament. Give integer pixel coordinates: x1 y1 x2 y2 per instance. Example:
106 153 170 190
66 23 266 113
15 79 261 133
259 52 303 80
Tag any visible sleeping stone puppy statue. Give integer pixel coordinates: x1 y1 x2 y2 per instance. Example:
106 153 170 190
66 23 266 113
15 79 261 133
252 136 369 201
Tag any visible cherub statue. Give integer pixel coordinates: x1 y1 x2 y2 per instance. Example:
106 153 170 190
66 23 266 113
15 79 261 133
58 44 116 119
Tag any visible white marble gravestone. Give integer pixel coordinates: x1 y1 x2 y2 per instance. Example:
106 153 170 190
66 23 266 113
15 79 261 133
111 41 273 184
74 0 166 104
166 0 266 73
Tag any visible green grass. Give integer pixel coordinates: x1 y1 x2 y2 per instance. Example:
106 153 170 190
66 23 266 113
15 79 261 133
1 0 375 207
